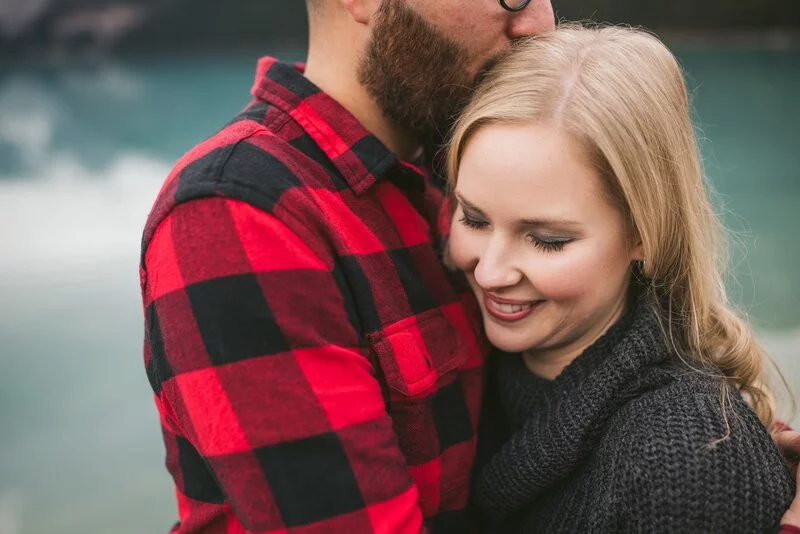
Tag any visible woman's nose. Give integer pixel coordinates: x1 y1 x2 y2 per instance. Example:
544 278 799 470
473 237 522 290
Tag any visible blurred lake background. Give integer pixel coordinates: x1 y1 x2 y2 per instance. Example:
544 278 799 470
0 1 798 533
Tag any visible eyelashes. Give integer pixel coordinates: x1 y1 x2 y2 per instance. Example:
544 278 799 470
458 213 573 252
527 236 570 252
458 213 488 230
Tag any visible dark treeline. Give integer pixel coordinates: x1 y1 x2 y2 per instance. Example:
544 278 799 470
1 0 798 59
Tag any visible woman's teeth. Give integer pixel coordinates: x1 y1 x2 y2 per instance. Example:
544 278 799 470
491 302 533 313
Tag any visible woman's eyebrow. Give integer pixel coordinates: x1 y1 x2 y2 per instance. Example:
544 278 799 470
454 192 487 216
518 217 582 228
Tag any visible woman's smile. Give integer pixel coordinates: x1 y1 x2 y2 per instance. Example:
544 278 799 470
483 292 544 323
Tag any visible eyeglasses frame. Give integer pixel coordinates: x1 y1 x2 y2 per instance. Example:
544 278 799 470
498 0 532 12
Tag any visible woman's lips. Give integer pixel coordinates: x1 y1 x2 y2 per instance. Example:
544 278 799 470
483 293 543 323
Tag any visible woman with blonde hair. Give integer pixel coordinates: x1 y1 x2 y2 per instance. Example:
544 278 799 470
446 24 795 532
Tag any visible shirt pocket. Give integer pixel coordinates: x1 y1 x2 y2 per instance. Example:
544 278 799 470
368 309 469 398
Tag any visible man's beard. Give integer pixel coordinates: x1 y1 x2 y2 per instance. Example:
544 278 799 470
358 0 496 155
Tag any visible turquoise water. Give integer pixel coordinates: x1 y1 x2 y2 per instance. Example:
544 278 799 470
0 48 797 533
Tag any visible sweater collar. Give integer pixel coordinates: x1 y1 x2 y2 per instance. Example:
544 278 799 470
473 299 674 520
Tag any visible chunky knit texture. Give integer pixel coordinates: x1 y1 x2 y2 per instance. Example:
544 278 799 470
472 301 794 533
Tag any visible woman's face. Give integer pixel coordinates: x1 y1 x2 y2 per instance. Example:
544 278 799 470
449 123 642 366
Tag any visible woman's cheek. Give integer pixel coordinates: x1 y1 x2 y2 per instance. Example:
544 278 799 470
446 224 476 272
528 249 596 301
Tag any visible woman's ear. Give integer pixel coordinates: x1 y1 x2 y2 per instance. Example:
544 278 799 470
337 0 381 25
628 225 645 262
630 240 644 262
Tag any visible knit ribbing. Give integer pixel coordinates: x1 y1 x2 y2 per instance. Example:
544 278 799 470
472 301 794 533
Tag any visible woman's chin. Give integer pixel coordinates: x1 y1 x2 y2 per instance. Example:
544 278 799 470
485 331 535 354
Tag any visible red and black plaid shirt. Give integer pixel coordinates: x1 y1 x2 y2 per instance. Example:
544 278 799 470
140 57 488 533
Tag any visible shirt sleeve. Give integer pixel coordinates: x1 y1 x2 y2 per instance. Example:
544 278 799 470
142 196 427 533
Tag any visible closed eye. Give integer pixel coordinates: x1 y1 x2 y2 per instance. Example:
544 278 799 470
528 235 573 252
459 210 489 230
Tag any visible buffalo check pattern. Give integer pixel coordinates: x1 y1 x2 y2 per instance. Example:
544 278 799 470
140 57 488 533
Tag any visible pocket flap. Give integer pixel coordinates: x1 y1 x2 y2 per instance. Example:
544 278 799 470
369 311 468 397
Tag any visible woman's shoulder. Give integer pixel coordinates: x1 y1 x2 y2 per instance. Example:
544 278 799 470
598 364 794 530
618 364 764 435
609 364 779 462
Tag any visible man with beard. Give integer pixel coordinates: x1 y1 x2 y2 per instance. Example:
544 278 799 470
140 1 554 532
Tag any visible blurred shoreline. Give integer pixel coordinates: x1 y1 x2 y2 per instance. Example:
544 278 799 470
1 29 798 70
1 0 796 65
1 26 798 67
659 28 800 49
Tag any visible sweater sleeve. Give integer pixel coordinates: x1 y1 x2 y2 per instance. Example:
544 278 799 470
613 383 795 533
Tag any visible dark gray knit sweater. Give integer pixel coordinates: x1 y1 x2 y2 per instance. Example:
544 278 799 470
472 300 794 533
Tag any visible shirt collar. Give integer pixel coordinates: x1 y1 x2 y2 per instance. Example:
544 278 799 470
251 56 401 195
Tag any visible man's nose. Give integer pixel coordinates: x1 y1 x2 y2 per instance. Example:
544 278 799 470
507 0 556 40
